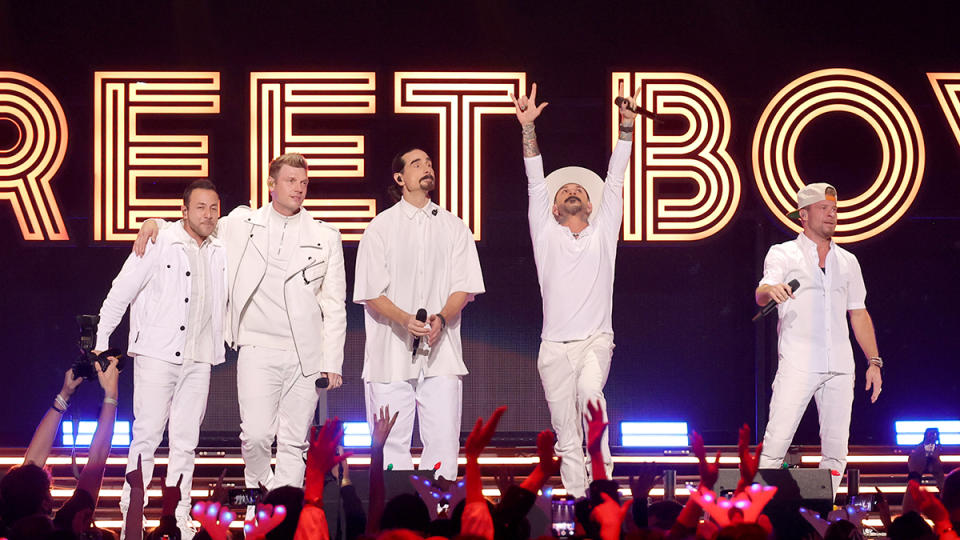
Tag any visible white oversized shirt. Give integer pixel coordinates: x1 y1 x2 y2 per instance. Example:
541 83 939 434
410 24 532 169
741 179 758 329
238 204 300 350
172 223 215 364
758 232 867 374
525 140 632 342
353 198 485 383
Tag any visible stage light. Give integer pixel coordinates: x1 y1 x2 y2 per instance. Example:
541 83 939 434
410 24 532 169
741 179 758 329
895 420 960 445
61 420 130 447
342 421 371 447
620 421 689 447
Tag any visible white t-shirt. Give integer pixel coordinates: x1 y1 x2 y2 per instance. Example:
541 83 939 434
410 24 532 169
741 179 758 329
354 198 485 383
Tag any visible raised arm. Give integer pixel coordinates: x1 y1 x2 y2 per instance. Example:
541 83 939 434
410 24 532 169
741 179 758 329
76 356 120 500
593 83 638 233
511 84 554 237
23 369 84 466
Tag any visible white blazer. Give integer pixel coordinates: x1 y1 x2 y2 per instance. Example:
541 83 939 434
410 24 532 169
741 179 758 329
96 223 228 365
219 205 347 377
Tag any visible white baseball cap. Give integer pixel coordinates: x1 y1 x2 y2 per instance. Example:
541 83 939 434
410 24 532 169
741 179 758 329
544 166 605 221
787 182 837 219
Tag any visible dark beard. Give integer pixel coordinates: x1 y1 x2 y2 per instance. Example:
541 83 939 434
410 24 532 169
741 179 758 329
419 175 435 191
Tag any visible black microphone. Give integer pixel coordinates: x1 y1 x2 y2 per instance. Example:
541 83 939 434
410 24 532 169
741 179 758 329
411 308 427 359
614 96 665 125
315 376 329 389
752 279 800 322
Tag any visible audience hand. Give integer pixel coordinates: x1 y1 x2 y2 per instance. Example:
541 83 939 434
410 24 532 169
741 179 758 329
191 501 234 540
628 463 663 499
60 368 84 400
96 356 120 400
908 479 951 526
465 406 506 458
125 454 144 492
371 406 399 451
536 430 562 477
691 431 721 490
591 492 632 540
305 419 351 503
161 474 183 517
243 503 287 540
585 400 608 457
737 424 763 491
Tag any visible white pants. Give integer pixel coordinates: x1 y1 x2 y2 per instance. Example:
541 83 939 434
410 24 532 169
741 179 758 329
759 366 854 494
364 374 462 481
120 356 211 525
537 332 614 498
238 345 320 490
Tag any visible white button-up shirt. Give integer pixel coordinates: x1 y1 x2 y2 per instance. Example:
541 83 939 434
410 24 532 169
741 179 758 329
173 223 215 364
758 232 867 374
525 140 632 342
354 198 485 383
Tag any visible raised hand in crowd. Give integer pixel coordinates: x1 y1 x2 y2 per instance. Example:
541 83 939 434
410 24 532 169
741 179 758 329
591 492 632 540
585 400 609 482
628 463 663 529
519 429 562 496
908 480 960 540
367 406 398 536
295 418 350 540
76 356 120 503
123 455 145 540
736 424 762 493
191 501 234 540
461 406 506 540
691 431 721 491
243 503 287 540
23 368 85 467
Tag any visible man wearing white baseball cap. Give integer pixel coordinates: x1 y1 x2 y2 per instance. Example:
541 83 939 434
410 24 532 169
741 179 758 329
509 82 637 497
755 182 884 496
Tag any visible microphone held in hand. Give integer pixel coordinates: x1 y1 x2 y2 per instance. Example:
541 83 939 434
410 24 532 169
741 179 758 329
411 308 427 359
752 279 800 322
315 376 329 389
614 96 665 125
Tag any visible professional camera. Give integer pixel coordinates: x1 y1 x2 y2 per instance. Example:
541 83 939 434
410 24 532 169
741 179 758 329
71 314 125 380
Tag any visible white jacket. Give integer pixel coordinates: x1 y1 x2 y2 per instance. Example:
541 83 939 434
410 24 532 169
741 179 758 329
96 222 228 365
209 205 346 377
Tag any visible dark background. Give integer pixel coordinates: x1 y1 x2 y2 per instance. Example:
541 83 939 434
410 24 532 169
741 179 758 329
1 1 957 447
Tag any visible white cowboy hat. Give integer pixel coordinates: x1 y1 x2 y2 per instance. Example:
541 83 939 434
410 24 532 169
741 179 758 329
544 166 605 221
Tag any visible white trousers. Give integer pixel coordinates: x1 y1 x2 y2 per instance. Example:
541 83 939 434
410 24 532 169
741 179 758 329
759 366 854 494
537 332 614 498
120 356 211 523
364 374 462 481
238 345 320 490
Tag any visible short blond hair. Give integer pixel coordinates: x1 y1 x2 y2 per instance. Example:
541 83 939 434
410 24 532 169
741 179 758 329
268 153 308 180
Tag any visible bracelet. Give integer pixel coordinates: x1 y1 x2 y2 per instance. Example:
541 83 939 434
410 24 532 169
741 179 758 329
51 404 66 414
55 394 69 411
103 397 119 407
436 313 447 330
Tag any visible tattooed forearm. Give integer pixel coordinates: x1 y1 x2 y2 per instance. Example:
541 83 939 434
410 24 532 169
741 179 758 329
618 120 634 142
522 122 540 157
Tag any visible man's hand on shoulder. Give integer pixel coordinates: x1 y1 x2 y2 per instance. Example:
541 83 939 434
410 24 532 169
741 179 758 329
133 220 160 257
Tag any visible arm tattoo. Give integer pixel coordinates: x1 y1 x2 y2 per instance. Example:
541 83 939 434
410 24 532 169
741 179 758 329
522 123 540 157
618 121 634 142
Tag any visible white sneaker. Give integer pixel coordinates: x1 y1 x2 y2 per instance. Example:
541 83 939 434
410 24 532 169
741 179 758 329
176 515 198 540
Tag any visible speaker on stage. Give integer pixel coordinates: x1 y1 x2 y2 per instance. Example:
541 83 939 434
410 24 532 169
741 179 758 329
716 468 832 539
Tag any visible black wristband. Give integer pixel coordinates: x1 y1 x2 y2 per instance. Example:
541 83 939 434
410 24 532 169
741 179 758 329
436 313 447 330
619 123 635 133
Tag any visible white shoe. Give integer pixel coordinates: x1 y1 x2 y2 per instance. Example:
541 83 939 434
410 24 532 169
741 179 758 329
176 515 198 540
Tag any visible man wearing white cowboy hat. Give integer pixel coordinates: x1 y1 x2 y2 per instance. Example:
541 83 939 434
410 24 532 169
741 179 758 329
510 82 638 497
755 182 883 496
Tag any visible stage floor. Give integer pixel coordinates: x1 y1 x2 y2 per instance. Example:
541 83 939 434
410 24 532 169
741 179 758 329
3 445 954 531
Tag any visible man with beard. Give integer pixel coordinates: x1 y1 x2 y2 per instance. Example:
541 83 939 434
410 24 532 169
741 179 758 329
353 148 485 480
510 83 637 497
755 182 883 496
134 153 347 499
98 179 227 538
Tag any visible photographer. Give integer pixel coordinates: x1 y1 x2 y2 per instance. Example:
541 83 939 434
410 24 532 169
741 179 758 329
0 358 119 539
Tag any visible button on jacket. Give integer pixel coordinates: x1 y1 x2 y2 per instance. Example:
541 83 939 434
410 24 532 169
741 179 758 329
96 221 228 365
758 232 867 374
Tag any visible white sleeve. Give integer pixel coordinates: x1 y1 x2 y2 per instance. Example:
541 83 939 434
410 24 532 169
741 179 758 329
758 245 788 288
450 223 485 301
846 255 867 310
318 229 347 374
526 155 552 241
593 139 632 235
95 242 160 350
352 225 390 304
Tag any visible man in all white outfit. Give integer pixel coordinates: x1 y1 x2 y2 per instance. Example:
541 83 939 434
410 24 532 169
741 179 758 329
100 179 227 538
755 182 883 496
510 83 637 498
353 147 484 481
136 153 347 492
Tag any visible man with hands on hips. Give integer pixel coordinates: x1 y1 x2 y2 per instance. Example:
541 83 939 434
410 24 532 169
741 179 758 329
135 153 347 492
755 181 883 496
353 147 485 481
511 82 637 498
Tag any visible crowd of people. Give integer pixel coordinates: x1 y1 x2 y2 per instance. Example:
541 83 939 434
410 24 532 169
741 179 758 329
1 366 958 540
